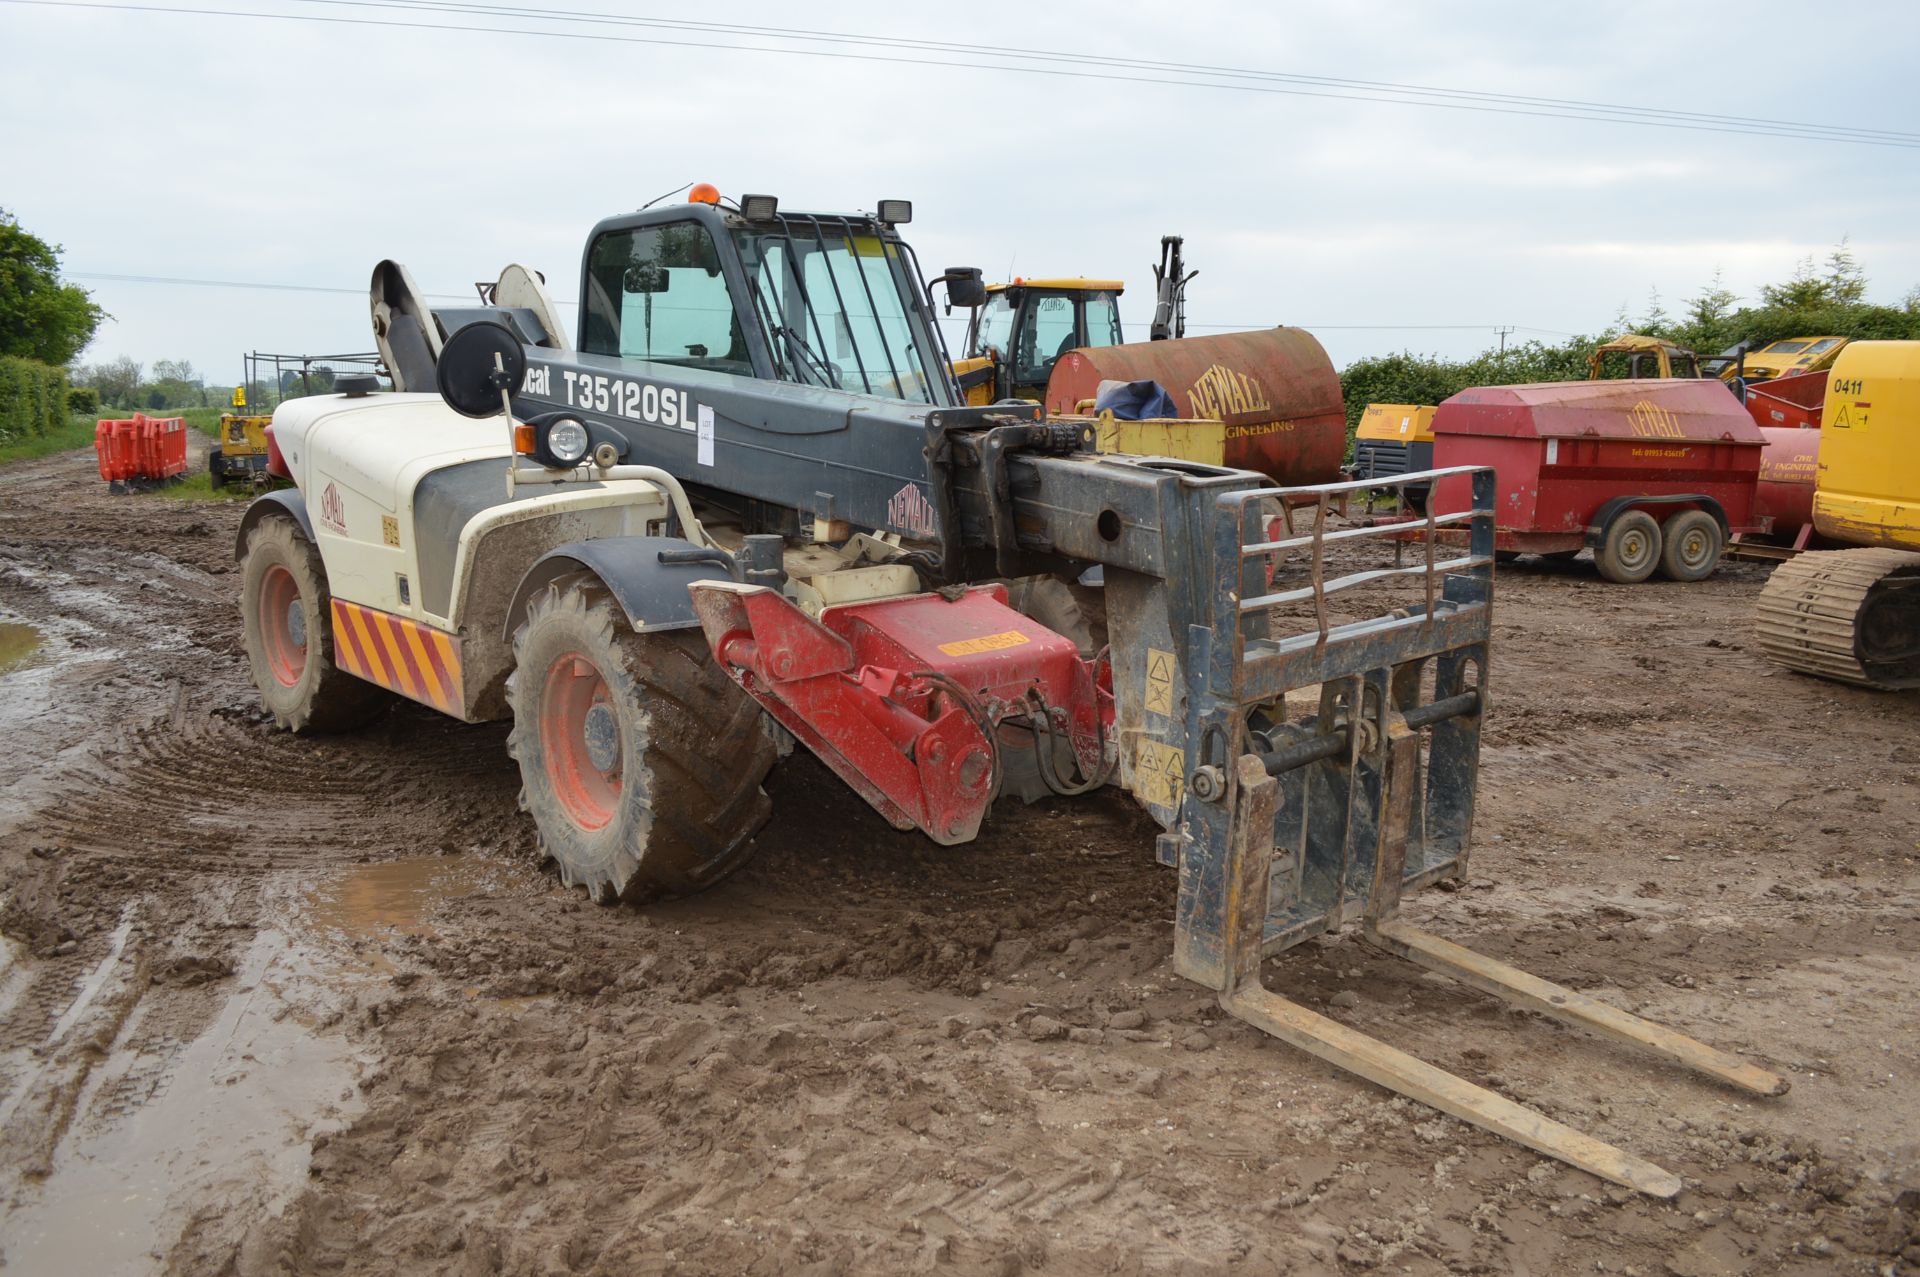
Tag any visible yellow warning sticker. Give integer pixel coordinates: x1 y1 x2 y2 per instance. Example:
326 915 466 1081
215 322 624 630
381 515 401 547
1145 647 1176 717
937 629 1031 657
1135 738 1186 810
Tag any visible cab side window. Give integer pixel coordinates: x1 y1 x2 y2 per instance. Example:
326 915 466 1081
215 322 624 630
582 223 750 373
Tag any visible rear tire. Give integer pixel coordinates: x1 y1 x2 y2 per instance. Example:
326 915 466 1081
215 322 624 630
506 580 779 903
1595 510 1662 584
1004 575 1107 657
1656 510 1723 582
208 447 226 489
240 517 390 732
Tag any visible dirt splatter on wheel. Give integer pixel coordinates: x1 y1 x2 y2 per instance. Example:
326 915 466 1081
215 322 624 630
1656 509 1724 583
506 579 779 902
240 517 390 733
1595 509 1662 584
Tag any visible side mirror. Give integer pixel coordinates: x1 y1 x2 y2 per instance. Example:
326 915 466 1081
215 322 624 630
624 263 670 294
436 321 526 418
940 267 987 309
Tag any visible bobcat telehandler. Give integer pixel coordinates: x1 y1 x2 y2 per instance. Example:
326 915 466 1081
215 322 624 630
239 186 1784 1194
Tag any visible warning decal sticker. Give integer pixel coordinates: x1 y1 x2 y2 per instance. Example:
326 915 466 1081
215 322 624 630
1134 738 1186 810
1144 647 1176 717
937 630 1031 657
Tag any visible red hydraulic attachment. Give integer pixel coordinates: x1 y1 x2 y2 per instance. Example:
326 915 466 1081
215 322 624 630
689 582 1111 844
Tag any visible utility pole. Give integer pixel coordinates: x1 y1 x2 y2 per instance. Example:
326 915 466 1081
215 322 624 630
1495 325 1514 356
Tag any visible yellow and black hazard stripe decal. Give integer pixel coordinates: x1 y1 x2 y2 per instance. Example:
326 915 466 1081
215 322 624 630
331 600 464 716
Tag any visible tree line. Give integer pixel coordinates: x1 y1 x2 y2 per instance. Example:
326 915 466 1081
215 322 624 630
1338 240 1920 432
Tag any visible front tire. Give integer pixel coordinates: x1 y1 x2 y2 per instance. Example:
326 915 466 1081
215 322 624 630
240 517 389 732
506 580 779 903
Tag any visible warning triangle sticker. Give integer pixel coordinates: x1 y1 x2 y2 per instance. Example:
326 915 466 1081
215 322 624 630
1831 403 1853 429
1148 652 1172 681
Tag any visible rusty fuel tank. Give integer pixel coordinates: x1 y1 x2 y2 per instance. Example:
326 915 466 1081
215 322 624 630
1754 426 1820 541
1044 328 1348 486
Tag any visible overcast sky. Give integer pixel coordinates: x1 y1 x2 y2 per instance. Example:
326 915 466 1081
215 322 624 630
4 0 1917 386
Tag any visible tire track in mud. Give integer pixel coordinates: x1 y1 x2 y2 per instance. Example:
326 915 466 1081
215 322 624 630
2 446 1917 1274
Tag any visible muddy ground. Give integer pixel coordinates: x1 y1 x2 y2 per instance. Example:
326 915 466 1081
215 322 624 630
0 439 1915 1276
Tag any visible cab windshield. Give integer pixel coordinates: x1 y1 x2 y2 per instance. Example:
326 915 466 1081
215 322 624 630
731 220 953 405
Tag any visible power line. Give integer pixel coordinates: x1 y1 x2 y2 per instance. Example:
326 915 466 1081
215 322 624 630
73 269 541 306
11 0 1917 148
83 271 1583 338
282 0 1920 146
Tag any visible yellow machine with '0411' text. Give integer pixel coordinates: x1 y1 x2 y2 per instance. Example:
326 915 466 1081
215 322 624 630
1754 340 1920 687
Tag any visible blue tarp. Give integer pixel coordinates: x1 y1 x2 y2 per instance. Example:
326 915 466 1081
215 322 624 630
1094 378 1178 421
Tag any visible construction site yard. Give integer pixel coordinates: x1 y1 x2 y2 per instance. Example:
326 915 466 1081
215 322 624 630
1 437 1916 1277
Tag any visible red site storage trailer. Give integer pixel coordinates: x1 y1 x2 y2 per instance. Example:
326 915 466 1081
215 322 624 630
1426 379 1766 583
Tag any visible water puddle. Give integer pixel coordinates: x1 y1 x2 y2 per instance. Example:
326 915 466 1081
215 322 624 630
0 620 44 674
0 930 365 1276
302 855 521 971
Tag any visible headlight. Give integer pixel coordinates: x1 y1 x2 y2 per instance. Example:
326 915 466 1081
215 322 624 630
546 417 590 465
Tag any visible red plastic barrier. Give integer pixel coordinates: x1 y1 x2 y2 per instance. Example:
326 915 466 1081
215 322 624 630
98 414 187 485
95 417 141 483
137 413 188 480
94 419 118 480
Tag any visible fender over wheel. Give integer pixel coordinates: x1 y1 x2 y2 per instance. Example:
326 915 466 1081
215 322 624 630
506 579 780 902
240 517 390 732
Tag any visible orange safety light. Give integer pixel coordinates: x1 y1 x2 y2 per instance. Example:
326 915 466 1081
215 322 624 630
688 182 722 205
513 422 536 454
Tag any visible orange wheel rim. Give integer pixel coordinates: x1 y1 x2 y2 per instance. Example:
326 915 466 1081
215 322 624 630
541 652 621 831
259 565 306 687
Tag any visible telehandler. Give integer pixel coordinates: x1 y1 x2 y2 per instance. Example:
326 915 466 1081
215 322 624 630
240 187 1784 1193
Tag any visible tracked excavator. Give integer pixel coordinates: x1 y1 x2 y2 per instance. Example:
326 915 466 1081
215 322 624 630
1754 341 1920 688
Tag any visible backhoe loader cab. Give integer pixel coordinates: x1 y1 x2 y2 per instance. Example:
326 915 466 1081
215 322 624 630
957 279 1126 402
1587 334 1705 380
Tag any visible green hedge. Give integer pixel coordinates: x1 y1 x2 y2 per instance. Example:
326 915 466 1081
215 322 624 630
66 385 100 416
0 356 70 442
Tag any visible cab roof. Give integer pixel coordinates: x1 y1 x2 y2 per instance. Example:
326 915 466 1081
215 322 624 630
985 278 1126 294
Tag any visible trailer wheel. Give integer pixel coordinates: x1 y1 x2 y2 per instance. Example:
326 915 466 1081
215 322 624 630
506 579 778 903
208 446 226 489
1595 510 1662 584
240 517 389 733
1656 510 1723 583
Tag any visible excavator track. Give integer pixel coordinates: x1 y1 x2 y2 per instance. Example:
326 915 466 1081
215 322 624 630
1754 548 1920 689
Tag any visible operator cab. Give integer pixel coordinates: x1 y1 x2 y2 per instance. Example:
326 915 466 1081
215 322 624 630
963 280 1125 401
578 189 971 407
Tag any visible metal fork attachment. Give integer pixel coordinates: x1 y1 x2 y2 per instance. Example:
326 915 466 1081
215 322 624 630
1124 467 1785 1197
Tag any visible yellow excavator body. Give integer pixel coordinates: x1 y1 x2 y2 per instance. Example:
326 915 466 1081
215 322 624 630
1810 341 1920 551
1754 341 1920 688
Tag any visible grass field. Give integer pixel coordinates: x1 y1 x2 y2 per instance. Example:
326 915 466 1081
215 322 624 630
149 470 250 502
0 416 101 465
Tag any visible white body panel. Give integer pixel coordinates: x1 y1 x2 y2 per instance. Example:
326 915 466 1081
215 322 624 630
270 392 668 628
